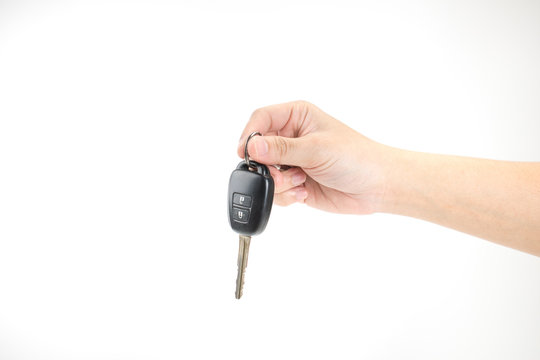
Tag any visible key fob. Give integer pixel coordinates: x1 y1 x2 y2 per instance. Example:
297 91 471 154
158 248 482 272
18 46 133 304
228 160 274 236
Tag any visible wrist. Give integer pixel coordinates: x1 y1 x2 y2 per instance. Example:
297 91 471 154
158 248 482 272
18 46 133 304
373 146 423 215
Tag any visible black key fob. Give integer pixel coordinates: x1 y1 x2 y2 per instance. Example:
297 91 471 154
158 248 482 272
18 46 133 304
228 160 274 236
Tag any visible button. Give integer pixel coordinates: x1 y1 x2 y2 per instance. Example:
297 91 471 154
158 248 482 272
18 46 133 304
233 193 252 207
232 207 250 223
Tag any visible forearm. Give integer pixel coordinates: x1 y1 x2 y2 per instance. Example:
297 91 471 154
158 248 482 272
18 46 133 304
378 147 540 256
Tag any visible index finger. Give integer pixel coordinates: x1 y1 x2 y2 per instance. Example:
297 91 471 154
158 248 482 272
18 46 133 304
236 100 314 158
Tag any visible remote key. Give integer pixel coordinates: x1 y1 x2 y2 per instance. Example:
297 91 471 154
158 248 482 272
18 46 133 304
228 140 274 299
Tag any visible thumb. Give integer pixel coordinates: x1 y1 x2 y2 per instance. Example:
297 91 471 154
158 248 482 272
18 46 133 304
247 135 315 168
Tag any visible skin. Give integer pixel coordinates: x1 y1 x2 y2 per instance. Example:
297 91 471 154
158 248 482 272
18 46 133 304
237 101 540 257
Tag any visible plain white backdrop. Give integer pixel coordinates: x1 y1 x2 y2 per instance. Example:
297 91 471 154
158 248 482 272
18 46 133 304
1 0 539 359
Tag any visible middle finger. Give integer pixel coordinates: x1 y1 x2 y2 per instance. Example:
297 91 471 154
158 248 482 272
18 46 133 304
269 166 307 194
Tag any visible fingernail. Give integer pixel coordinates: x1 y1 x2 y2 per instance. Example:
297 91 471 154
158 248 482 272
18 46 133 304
292 173 305 186
295 189 308 202
253 137 268 157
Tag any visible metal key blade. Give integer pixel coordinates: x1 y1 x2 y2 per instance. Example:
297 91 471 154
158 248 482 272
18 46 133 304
235 235 251 299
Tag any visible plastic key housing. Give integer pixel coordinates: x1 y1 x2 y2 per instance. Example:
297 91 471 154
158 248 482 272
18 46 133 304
228 161 274 236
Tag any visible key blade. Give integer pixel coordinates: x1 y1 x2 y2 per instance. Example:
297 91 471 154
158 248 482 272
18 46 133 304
235 235 251 299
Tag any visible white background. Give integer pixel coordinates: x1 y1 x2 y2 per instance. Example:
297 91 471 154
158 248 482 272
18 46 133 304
1 0 539 359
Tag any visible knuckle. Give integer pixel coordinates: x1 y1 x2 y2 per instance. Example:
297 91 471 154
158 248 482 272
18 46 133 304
293 99 314 113
249 107 266 121
293 99 311 107
275 136 291 163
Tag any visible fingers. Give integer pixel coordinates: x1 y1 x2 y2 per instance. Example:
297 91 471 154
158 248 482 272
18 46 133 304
269 166 307 193
237 100 314 158
243 135 318 168
274 186 308 206
236 100 323 206
269 166 308 207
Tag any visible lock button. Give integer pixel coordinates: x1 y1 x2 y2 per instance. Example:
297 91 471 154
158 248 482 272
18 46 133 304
232 207 250 223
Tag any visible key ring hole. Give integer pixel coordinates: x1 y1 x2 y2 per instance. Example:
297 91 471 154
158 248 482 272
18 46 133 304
244 132 261 171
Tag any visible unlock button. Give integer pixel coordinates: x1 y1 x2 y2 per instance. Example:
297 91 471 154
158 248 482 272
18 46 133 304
233 193 252 207
232 207 250 223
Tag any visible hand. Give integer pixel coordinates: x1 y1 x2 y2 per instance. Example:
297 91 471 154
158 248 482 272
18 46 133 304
237 101 391 214
237 100 540 255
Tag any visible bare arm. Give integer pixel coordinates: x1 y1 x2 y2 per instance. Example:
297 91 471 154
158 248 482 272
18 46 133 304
381 149 540 256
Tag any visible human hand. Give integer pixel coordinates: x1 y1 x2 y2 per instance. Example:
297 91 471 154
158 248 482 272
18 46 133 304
237 101 391 214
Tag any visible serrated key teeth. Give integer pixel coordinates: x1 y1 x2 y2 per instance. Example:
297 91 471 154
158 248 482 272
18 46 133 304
235 235 251 300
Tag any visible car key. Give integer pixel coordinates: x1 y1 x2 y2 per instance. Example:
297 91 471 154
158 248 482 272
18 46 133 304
228 132 274 299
